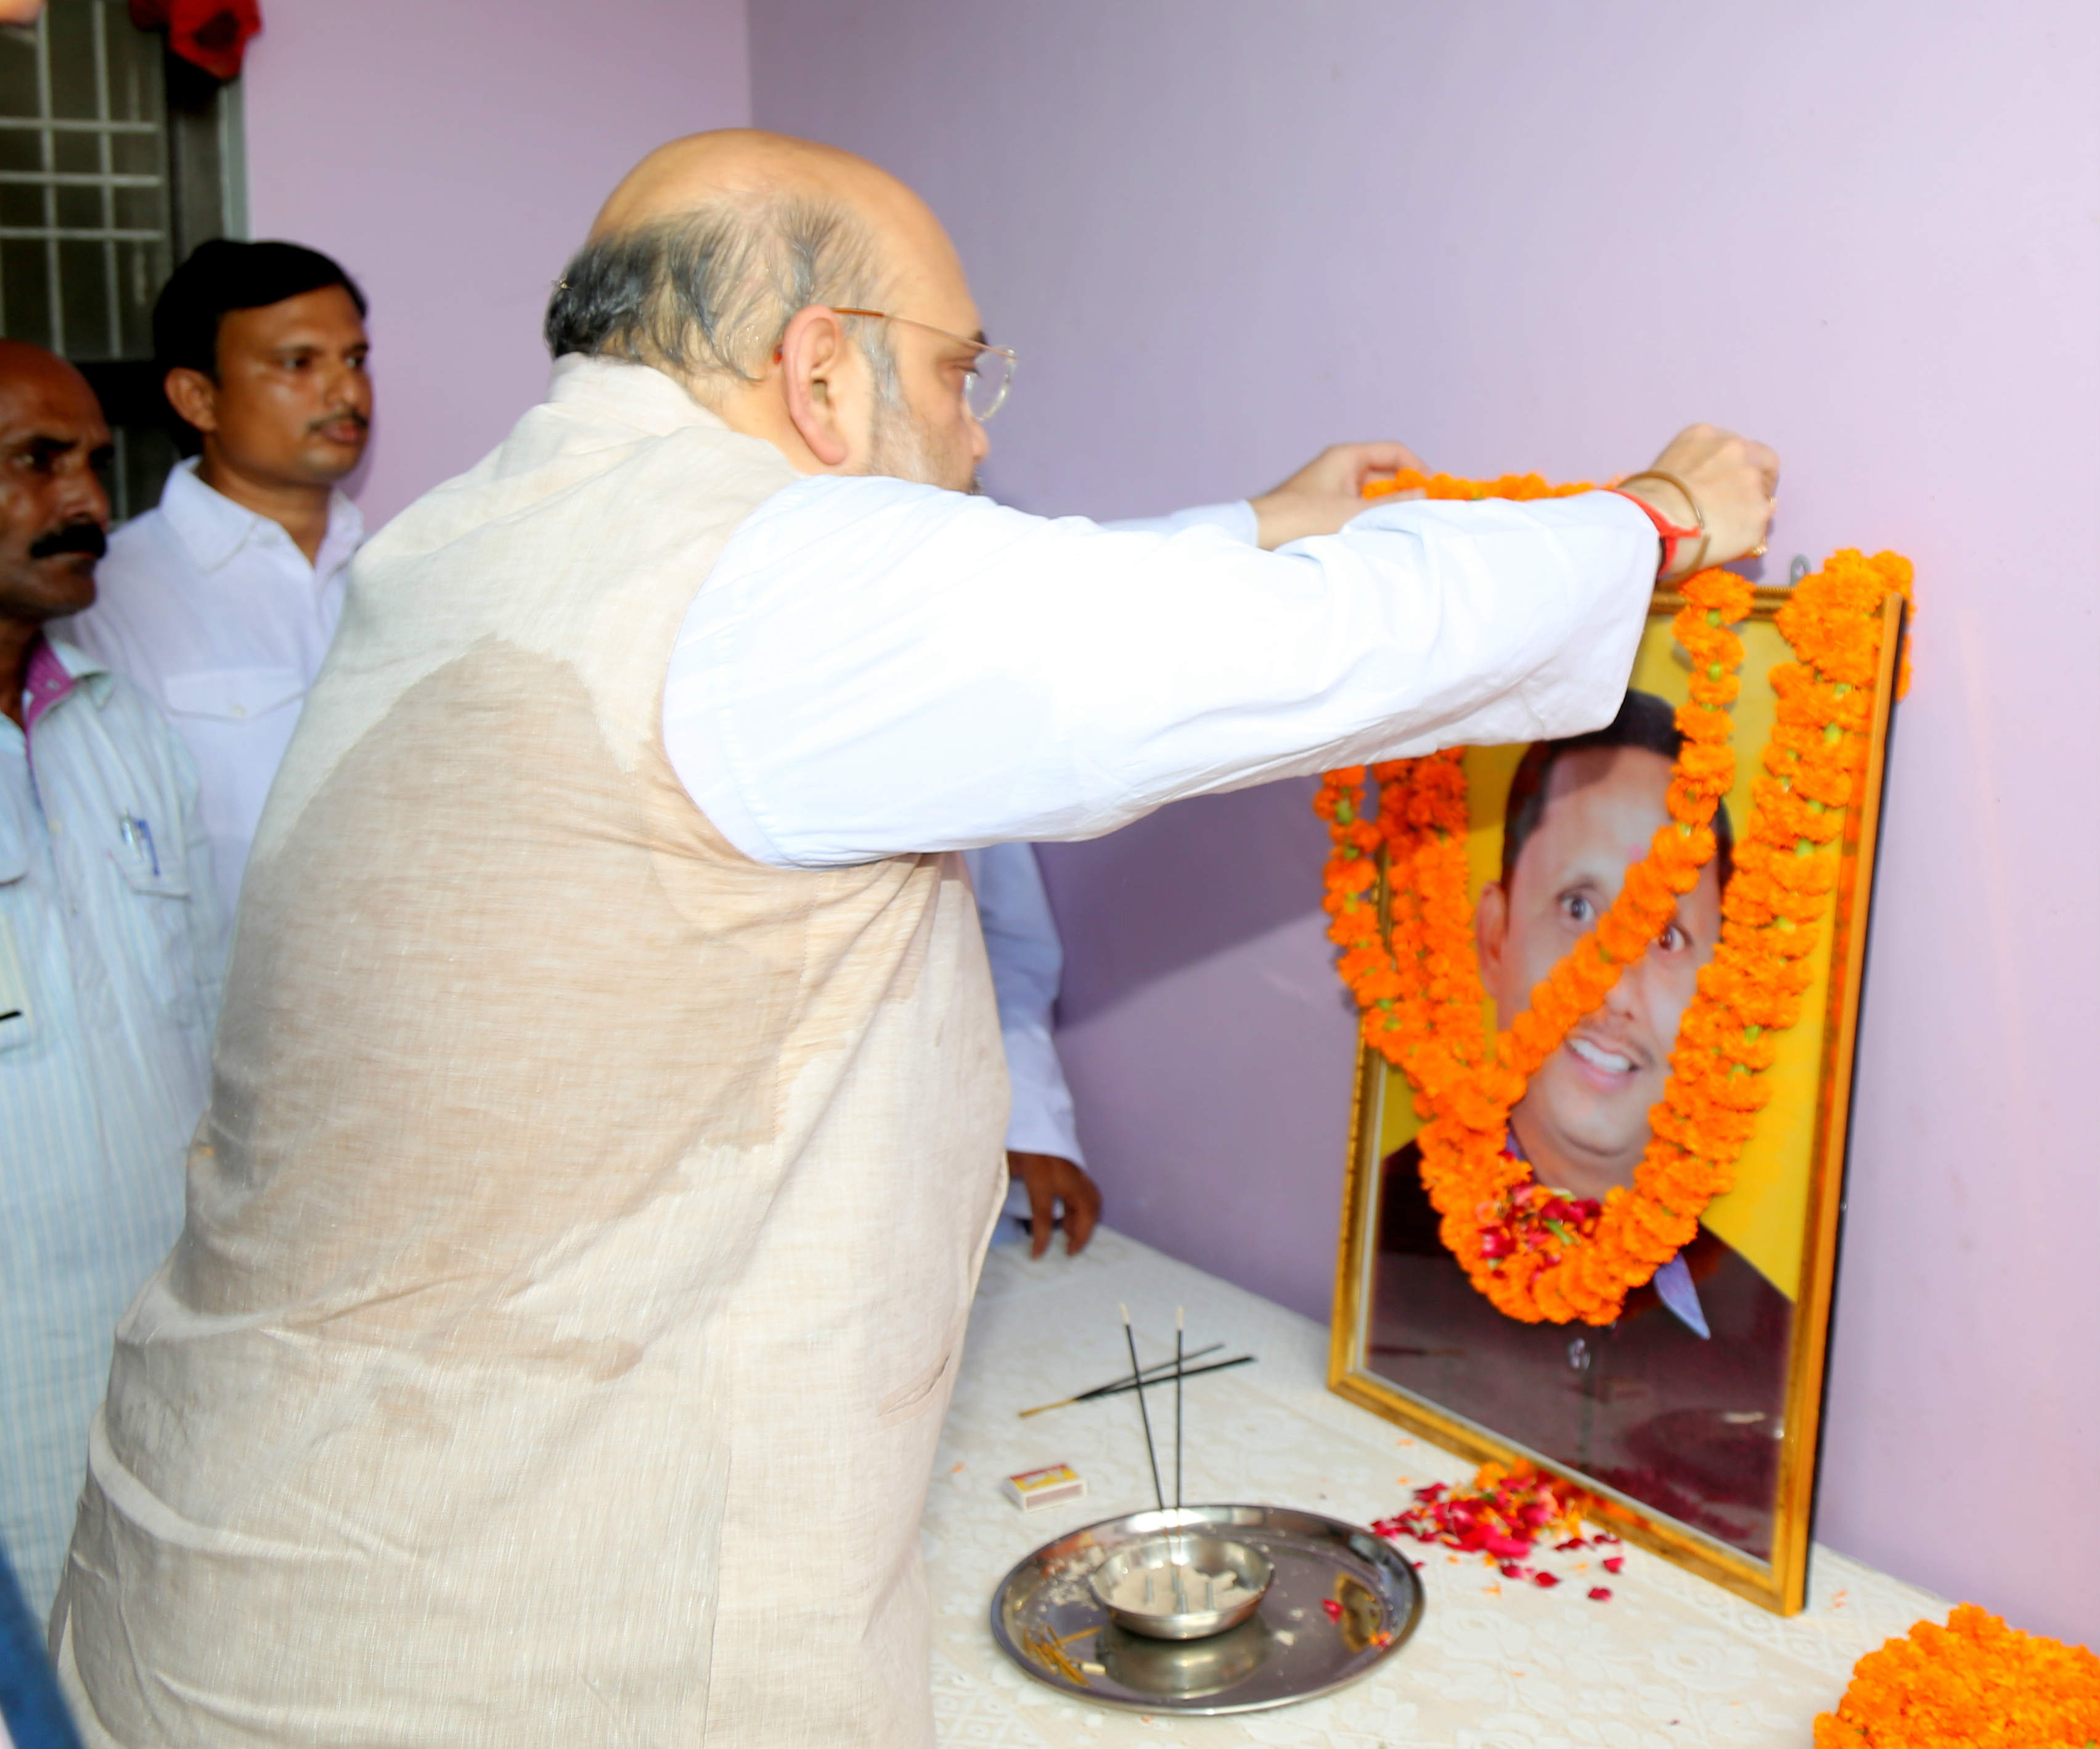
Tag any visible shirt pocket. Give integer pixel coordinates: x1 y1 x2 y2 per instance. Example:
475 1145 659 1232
161 666 305 724
107 832 203 1025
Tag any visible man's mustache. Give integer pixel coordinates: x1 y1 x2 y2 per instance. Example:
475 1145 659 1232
309 408 370 436
29 520 106 560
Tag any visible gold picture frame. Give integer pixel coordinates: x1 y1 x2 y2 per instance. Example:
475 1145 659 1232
1326 586 1905 1615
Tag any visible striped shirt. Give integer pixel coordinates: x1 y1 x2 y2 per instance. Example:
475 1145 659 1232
1 637 221 1617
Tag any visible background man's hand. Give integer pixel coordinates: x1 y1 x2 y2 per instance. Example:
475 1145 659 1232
1620 425 1781 578
1249 441 1426 550
1008 1150 1101 1258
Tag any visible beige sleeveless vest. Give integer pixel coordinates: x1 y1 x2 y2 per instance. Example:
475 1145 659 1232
57 358 1010 1748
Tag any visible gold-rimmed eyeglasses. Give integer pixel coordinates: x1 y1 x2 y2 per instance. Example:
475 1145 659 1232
833 308 1017 421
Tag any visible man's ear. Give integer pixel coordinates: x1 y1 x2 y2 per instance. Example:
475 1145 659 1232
1476 880 1510 990
775 305 857 470
162 367 219 437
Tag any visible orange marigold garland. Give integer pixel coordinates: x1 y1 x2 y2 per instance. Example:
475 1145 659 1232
1814 1605 2100 1748
1319 470 1913 1325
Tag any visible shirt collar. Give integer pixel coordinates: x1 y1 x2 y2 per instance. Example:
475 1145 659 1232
544 354 729 438
21 632 111 731
158 456 365 577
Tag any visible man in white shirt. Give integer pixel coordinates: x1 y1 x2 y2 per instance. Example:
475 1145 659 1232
0 342 219 1619
60 240 370 921
58 132 1778 1747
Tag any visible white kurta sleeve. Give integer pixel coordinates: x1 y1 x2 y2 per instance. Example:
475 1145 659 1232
960 842 1084 1165
664 476 1657 868
1101 501 1258 543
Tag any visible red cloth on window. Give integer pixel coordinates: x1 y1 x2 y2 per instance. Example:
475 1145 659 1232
127 0 261 83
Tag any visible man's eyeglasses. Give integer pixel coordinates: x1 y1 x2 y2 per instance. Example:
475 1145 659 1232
833 308 1016 422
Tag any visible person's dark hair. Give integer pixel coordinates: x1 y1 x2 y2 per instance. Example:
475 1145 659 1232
1500 689 1734 892
544 193 893 396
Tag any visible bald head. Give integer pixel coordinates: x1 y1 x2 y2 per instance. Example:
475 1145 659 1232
547 129 973 393
0 340 97 421
0 340 110 628
546 129 991 493
587 131 967 323
590 129 931 248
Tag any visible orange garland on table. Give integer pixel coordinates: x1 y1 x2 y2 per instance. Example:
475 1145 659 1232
1319 469 1913 1325
1814 1605 2100 1748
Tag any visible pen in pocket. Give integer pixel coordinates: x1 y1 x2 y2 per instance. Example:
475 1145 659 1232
117 813 160 878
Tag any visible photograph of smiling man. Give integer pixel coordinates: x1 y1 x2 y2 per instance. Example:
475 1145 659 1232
1370 689 1794 1560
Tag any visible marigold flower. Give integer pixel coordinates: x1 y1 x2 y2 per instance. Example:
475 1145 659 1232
1814 1604 2099 1748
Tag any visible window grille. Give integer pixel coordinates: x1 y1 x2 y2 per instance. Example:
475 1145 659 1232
0 1 243 517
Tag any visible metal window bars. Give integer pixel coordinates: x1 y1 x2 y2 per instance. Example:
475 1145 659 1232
0 1 196 518
0 2 170 362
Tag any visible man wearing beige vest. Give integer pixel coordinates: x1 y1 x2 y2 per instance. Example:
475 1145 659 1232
55 130 1778 1747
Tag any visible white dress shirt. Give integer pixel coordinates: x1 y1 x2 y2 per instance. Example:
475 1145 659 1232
60 459 364 919
663 475 1658 866
668 474 1655 1247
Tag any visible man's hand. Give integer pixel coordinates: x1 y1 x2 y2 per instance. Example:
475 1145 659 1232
1249 441 1426 551
1008 1151 1101 1258
1619 425 1781 579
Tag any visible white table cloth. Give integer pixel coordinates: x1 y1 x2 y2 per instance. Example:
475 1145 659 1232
927 1228 1943 1747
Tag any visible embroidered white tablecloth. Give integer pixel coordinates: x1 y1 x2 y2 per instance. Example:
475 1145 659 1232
926 1227 1941 1748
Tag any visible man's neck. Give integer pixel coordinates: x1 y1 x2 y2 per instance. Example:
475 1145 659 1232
195 452 336 565
0 615 39 728
1506 1110 1634 1204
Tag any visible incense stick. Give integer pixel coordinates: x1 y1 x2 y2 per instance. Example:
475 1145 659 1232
1016 1341 1224 1418
1119 1303 1164 1511
1174 1306 1184 1512
1017 1354 1254 1418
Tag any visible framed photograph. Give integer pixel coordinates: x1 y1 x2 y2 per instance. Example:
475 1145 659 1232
1326 580 1906 1615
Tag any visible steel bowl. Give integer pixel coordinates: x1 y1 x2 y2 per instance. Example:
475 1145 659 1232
1086 1531 1274 1640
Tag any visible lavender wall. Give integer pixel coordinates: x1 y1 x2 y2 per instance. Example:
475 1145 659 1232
240 0 750 526
753 0 2100 1637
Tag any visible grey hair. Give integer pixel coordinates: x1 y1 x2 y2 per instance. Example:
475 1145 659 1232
544 192 893 391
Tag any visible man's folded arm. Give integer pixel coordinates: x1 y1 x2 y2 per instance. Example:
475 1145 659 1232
663 475 1659 869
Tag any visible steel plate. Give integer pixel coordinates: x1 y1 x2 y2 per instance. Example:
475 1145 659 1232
989 1503 1425 1716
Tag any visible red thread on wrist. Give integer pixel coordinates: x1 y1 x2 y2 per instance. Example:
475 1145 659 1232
1606 486 1699 576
